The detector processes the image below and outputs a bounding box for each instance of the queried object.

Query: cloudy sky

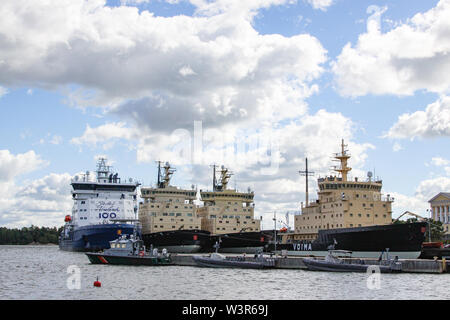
[1,0,449,229]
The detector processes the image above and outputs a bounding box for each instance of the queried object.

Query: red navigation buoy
[93,277,101,288]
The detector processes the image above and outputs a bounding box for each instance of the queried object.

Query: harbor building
[196,165,261,235]
[139,162,202,234]
[428,192,450,240]
[293,140,393,240]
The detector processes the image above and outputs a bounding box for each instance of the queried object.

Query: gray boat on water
[192,239,275,269]
[193,252,275,269]
[302,250,402,273]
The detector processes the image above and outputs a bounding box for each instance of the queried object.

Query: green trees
[425,219,446,242]
[0,225,63,245]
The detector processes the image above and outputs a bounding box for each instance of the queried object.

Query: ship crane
[394,211,426,223]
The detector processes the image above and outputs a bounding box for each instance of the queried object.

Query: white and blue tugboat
[59,158,140,252]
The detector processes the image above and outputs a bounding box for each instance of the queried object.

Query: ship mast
[210,164,218,191]
[299,158,314,206]
[162,162,175,188]
[156,161,162,188]
[219,166,233,190]
[333,139,352,182]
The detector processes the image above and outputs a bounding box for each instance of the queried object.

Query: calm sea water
[0,245,449,300]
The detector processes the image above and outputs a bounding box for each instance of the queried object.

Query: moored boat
[271,222,427,259]
[139,162,208,253]
[302,250,402,273]
[192,240,275,269]
[192,253,275,269]
[271,140,426,259]
[59,158,140,252]
[86,234,173,266]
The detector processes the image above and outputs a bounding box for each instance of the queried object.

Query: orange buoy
[93,277,101,288]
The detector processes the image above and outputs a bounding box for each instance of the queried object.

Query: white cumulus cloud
[306,0,333,11]
[0,150,47,182]
[385,96,450,139]
[332,0,450,97]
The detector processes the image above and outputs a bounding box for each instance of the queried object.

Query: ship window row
[349,213,387,218]
[150,212,195,217]
[320,183,381,191]
[217,215,253,219]
[216,227,254,231]
[158,218,196,222]
[201,193,253,200]
[143,190,196,197]
[153,225,199,229]
[304,213,343,220]
[218,220,256,224]
[298,224,344,229]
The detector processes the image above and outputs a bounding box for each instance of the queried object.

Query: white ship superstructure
[71,158,139,226]
[59,158,141,251]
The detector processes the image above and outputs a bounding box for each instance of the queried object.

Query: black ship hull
[141,229,213,253]
[419,248,450,259]
[211,231,273,254]
[269,222,427,259]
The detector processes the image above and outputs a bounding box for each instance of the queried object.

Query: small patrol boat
[192,239,275,269]
[302,250,402,273]
[85,233,173,266]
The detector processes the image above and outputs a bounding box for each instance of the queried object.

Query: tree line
[0,225,63,245]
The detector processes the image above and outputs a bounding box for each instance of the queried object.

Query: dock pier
[171,254,449,274]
